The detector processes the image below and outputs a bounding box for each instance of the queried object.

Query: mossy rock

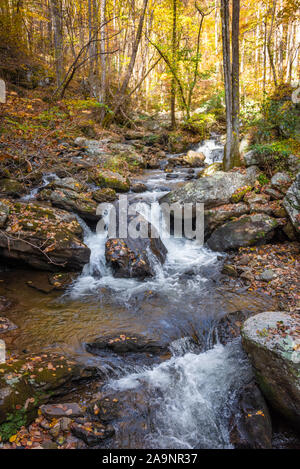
[0,353,99,441]
[0,179,25,197]
[90,170,130,192]
[230,186,253,203]
[92,188,117,203]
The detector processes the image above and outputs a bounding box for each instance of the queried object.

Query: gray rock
[271,172,291,193]
[204,202,249,238]
[0,200,90,271]
[160,171,252,210]
[0,201,10,228]
[207,214,279,252]
[283,172,300,236]
[245,166,261,184]
[241,311,300,427]
[198,162,223,178]
[38,187,99,221]
[260,269,276,282]
[244,150,259,167]
[287,155,300,174]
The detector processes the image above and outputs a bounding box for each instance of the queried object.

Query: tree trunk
[50,0,64,88]
[230,0,241,168]
[171,0,177,129]
[99,0,107,121]
[221,0,232,171]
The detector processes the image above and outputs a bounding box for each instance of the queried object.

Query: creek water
[0,136,277,448]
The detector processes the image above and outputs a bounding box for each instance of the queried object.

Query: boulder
[38,187,99,221]
[92,188,117,203]
[131,183,147,193]
[90,169,130,192]
[271,172,292,194]
[160,171,252,210]
[105,213,167,279]
[86,334,167,356]
[0,178,25,197]
[241,311,300,427]
[182,150,205,168]
[207,214,280,251]
[243,150,259,167]
[287,155,300,174]
[204,202,249,238]
[0,353,99,441]
[230,381,272,449]
[0,200,90,271]
[283,172,300,236]
[197,163,223,178]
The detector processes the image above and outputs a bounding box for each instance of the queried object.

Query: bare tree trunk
[231,0,241,168]
[50,0,64,88]
[267,0,278,87]
[171,0,177,129]
[99,0,107,120]
[221,0,232,171]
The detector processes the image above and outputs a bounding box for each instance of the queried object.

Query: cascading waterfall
[107,339,253,449]
[67,137,255,449]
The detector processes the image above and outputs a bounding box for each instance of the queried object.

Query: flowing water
[0,137,277,448]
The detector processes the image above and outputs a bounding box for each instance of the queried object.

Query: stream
[0,136,277,448]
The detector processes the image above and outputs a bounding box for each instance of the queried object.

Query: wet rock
[241,311,300,428]
[160,171,253,210]
[182,151,205,168]
[70,421,114,446]
[0,200,90,271]
[0,296,13,313]
[230,381,272,449]
[52,177,87,193]
[283,172,300,237]
[0,316,17,334]
[0,178,25,197]
[40,403,84,420]
[213,310,254,345]
[0,353,100,441]
[260,269,276,282]
[221,264,239,278]
[86,334,167,355]
[271,172,291,194]
[38,187,99,221]
[105,213,167,279]
[166,173,179,179]
[131,183,147,193]
[48,272,77,290]
[90,169,130,192]
[207,214,280,252]
[147,157,160,169]
[92,188,117,203]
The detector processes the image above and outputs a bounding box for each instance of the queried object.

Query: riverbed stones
[0,199,90,271]
[0,178,25,197]
[0,316,17,334]
[182,150,205,168]
[230,381,272,449]
[0,353,100,441]
[90,169,130,192]
[207,214,280,251]
[160,171,253,209]
[40,403,85,420]
[86,334,167,355]
[283,172,300,236]
[38,187,99,221]
[260,269,276,282]
[241,311,300,427]
[105,214,167,279]
[204,203,250,238]
[70,420,114,446]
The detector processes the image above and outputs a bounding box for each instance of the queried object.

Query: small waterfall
[108,339,253,449]
[21,172,60,201]
[194,138,224,165]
